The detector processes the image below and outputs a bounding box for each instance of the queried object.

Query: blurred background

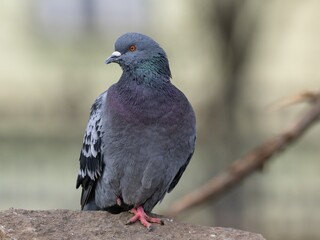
[1,0,320,239]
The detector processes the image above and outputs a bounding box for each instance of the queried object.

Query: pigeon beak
[105,51,122,64]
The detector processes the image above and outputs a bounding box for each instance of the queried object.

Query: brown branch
[166,92,320,218]
[268,90,320,110]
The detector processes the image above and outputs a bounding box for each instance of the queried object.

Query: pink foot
[126,206,164,230]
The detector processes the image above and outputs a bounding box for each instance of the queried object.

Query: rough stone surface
[0,209,265,240]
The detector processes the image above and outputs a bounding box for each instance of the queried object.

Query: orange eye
[129,45,137,52]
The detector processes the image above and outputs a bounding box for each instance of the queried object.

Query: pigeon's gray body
[76,33,196,214]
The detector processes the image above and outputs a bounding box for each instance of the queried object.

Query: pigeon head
[105,32,172,79]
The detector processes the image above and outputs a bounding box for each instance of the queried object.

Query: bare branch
[268,90,320,110]
[166,92,320,217]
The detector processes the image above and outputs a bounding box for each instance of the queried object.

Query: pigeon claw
[116,197,122,206]
[126,206,164,230]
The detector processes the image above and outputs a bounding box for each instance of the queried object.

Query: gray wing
[76,91,107,210]
[167,134,196,193]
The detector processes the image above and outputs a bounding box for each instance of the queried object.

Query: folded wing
[76,91,107,210]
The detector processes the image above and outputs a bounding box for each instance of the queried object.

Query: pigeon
[76,32,196,230]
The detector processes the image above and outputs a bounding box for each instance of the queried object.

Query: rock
[0,209,265,240]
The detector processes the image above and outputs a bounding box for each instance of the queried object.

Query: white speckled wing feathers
[76,91,107,209]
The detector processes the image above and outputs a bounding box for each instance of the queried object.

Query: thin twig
[166,92,320,217]
[268,90,320,110]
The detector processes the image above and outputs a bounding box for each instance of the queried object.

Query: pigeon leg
[126,206,164,230]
